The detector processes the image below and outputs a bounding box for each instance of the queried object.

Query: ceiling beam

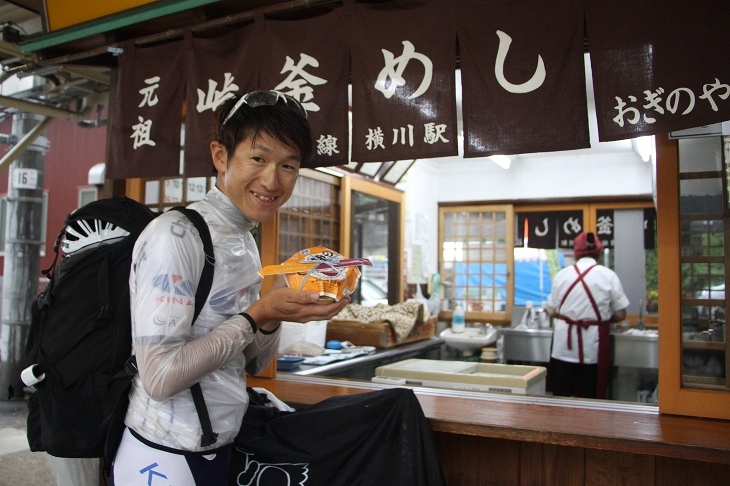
[0,94,92,120]
[1,39,110,84]
[19,0,223,53]
[18,0,341,68]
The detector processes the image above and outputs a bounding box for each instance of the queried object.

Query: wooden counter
[248,375,730,485]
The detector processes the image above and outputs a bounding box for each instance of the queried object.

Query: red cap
[573,232,603,259]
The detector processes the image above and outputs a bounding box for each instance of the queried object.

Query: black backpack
[20,196,217,461]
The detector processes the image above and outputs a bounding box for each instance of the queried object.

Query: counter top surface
[248,374,730,465]
[283,337,445,375]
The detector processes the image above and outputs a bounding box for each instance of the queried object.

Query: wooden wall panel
[656,456,730,486]
[432,436,730,486]
[585,450,654,486]
[433,432,519,485]
[520,442,584,486]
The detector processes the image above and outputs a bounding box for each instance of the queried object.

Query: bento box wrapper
[259,246,371,302]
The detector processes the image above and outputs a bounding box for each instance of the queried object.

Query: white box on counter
[278,320,328,353]
[373,359,547,395]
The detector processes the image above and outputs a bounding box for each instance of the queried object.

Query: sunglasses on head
[222,90,308,125]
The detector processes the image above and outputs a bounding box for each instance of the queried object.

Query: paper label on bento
[258,257,372,277]
[258,246,371,302]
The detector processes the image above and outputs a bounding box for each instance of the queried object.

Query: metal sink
[502,327,659,370]
[611,329,658,369]
[501,328,553,364]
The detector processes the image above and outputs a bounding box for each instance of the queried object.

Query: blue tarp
[452,256,564,307]
[514,260,553,305]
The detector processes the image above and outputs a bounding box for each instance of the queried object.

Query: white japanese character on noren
[196,73,239,113]
[612,95,641,127]
[275,53,327,112]
[424,122,449,144]
[699,78,730,112]
[563,217,582,236]
[596,215,613,236]
[666,87,695,115]
[494,30,545,94]
[642,88,665,123]
[366,127,386,151]
[130,116,156,149]
[317,135,339,156]
[375,40,432,99]
[393,125,414,146]
[534,218,549,237]
[138,76,160,108]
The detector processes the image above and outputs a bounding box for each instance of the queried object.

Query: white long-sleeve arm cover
[136,314,256,400]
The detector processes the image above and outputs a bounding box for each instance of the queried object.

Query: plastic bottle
[520,301,535,328]
[427,273,441,317]
[539,301,551,329]
[451,304,465,333]
[409,283,430,318]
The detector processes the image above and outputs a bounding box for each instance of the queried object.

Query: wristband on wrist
[260,321,281,335]
[239,312,257,334]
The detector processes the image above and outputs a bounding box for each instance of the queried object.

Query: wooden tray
[326,317,436,348]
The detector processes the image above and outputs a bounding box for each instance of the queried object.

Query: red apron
[555,264,612,399]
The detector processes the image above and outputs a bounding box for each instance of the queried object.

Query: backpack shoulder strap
[169,206,218,447]
[170,206,214,322]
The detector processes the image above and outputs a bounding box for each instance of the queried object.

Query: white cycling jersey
[124,187,280,451]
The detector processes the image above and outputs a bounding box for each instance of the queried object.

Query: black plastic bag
[231,387,445,486]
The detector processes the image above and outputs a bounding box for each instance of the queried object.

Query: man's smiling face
[211,131,300,223]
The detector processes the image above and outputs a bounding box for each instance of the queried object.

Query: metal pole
[0,95,90,121]
[0,116,53,173]
[0,113,49,399]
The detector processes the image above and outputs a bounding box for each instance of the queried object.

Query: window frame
[341,175,404,306]
[438,204,515,323]
[657,134,730,420]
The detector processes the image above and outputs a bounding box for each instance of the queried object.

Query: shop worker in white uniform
[547,232,629,399]
[110,91,351,485]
